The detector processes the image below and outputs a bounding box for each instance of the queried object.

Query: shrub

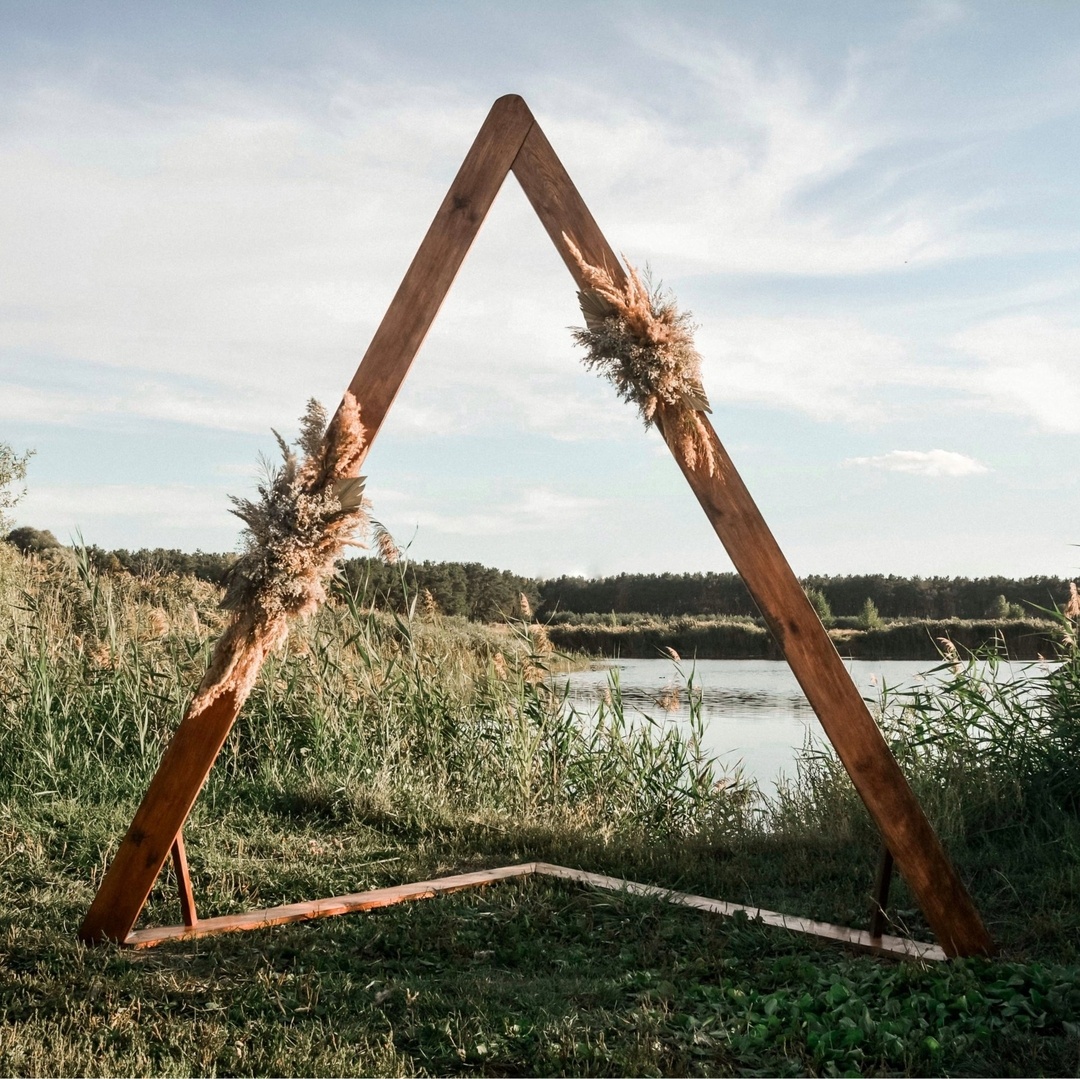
[5,525,61,554]
[858,597,884,630]
[806,586,835,627]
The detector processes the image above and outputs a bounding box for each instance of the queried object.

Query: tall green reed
[0,545,738,842]
[771,628,1080,845]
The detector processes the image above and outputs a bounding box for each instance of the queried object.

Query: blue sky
[2,1,1078,579]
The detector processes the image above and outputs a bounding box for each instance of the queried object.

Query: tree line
[4,527,1074,622]
[539,571,1073,621]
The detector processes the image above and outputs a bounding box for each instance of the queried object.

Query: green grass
[2,542,1080,1076]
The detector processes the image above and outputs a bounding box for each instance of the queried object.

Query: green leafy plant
[0,440,33,531]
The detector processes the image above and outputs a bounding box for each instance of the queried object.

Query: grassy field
[2,542,1080,1076]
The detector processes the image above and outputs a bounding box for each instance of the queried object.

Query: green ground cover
[1,543,1079,1076]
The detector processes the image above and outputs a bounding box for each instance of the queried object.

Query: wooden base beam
[123,862,945,962]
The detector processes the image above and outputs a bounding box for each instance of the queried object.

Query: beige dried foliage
[88,641,113,670]
[148,607,170,638]
[937,636,963,673]
[566,236,717,476]
[657,684,681,713]
[1061,582,1080,647]
[371,520,401,565]
[1065,581,1080,620]
[190,393,370,714]
[529,622,553,657]
[420,588,440,622]
[522,663,546,685]
[492,651,508,680]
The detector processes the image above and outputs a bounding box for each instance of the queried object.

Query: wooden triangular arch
[79,95,993,958]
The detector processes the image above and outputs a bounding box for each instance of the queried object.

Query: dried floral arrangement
[566,236,717,476]
[190,392,372,713]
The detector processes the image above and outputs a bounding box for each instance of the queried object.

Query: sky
[1,0,1078,580]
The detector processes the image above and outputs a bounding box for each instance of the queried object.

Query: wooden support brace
[869,845,895,940]
[510,112,992,958]
[171,832,197,928]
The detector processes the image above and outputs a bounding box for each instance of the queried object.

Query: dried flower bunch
[566,236,718,476]
[191,392,370,712]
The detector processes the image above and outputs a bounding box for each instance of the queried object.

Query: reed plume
[1065,582,1080,620]
[565,236,717,476]
[191,393,370,713]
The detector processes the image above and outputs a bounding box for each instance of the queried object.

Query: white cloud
[0,40,1043,450]
[948,315,1080,433]
[844,449,989,477]
[17,482,237,539]
[2,22,1077,474]
[0,76,485,388]
[0,378,293,433]
[557,26,1012,278]
[384,486,605,539]
[697,316,909,423]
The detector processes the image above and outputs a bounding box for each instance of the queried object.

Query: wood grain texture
[532,864,947,962]
[127,861,944,961]
[870,846,895,940]
[81,96,990,958]
[171,832,197,928]
[126,864,539,948]
[347,94,535,459]
[512,123,617,284]
[79,687,243,942]
[510,126,992,958]
[666,420,992,956]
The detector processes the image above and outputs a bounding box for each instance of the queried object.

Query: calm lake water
[556,657,999,798]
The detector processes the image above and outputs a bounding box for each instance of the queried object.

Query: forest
[4,529,1073,623]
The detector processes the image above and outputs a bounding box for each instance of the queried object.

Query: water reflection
[556,658,941,798]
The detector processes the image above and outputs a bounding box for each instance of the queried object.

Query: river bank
[548,616,1061,660]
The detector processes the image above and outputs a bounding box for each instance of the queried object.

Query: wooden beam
[126,864,538,948]
[347,93,535,459]
[80,95,991,958]
[533,864,946,962]
[125,861,945,962]
[511,125,992,958]
[869,846,895,940]
[669,422,991,956]
[79,687,243,942]
[171,832,197,928]
[79,96,535,945]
